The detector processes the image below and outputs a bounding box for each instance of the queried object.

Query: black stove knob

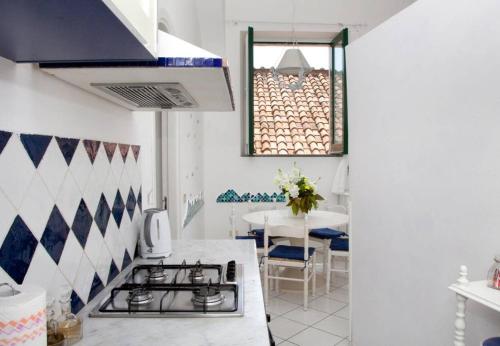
[226,261,236,281]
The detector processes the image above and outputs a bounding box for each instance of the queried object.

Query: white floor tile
[288,327,343,346]
[309,296,346,314]
[335,338,350,346]
[313,315,349,338]
[334,305,349,320]
[282,307,329,326]
[278,291,309,305]
[325,287,349,303]
[273,336,284,344]
[266,297,299,315]
[268,316,308,340]
[278,341,298,346]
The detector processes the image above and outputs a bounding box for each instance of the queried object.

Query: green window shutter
[247,26,254,155]
[330,28,349,155]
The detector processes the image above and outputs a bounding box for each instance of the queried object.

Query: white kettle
[139,209,172,259]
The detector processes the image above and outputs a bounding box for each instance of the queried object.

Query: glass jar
[58,286,82,345]
[487,255,500,290]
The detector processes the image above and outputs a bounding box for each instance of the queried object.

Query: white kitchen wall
[347,0,500,344]
[200,0,417,239]
[0,57,156,312]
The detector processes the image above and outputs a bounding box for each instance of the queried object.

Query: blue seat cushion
[235,235,273,248]
[484,337,500,346]
[330,237,349,251]
[309,228,345,239]
[251,229,264,237]
[269,245,315,261]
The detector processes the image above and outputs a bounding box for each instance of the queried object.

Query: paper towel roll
[0,284,47,346]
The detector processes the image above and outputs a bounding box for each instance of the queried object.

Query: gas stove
[89,260,244,318]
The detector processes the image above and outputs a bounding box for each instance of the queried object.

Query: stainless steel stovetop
[90,260,244,318]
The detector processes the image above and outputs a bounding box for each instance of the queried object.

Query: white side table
[449,265,500,346]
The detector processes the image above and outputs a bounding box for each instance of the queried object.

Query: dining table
[241,208,349,293]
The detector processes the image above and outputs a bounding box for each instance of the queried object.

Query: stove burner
[192,286,225,306]
[189,260,205,283]
[148,266,167,282]
[128,288,154,305]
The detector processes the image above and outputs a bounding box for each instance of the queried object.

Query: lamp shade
[276,48,312,76]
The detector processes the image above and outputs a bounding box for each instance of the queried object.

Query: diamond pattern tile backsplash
[0,130,142,314]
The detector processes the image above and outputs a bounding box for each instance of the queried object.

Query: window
[244,28,348,156]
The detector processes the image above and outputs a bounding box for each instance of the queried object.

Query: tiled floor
[266,274,350,346]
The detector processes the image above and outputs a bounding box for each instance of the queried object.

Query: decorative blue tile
[131,145,140,162]
[0,130,12,155]
[126,187,136,220]
[0,216,38,284]
[112,190,125,227]
[137,187,142,213]
[72,199,93,248]
[55,137,80,166]
[94,194,110,236]
[70,290,85,314]
[41,206,70,264]
[121,250,132,270]
[118,144,130,162]
[107,260,119,285]
[103,142,117,163]
[20,133,52,168]
[216,189,287,203]
[88,272,104,303]
[83,139,100,164]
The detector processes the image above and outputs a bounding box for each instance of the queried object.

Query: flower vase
[289,209,307,218]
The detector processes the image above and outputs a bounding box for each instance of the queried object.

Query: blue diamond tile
[20,133,52,168]
[107,260,119,285]
[70,290,85,314]
[118,144,130,162]
[103,142,117,163]
[83,139,100,164]
[55,137,80,166]
[41,206,70,264]
[94,194,111,237]
[0,216,38,284]
[0,130,12,155]
[137,187,142,213]
[88,272,104,303]
[121,250,132,270]
[126,187,136,220]
[131,145,140,161]
[112,190,125,227]
[72,199,93,248]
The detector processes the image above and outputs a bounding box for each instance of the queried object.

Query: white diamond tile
[58,232,83,285]
[96,244,112,284]
[104,219,125,267]
[48,268,70,301]
[103,170,118,207]
[313,315,349,338]
[118,167,131,200]
[93,145,110,181]
[288,327,343,346]
[119,214,137,256]
[124,154,141,193]
[282,307,330,326]
[37,139,67,199]
[0,134,35,208]
[56,172,81,226]
[23,246,57,290]
[110,150,124,184]
[73,254,95,304]
[0,189,16,245]
[84,168,106,215]
[84,223,104,269]
[268,316,307,340]
[19,173,54,240]
[309,296,346,314]
[0,266,15,285]
[69,142,92,194]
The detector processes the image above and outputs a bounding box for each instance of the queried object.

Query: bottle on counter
[487,255,500,290]
[58,286,83,345]
[47,296,65,346]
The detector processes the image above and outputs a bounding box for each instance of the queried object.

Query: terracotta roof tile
[253,68,339,155]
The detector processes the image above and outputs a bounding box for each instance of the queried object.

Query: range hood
[40,31,234,111]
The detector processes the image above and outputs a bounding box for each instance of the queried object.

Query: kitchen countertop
[77,240,269,346]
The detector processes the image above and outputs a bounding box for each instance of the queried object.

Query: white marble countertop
[77,240,269,346]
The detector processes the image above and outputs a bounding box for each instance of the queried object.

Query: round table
[242,209,348,229]
[242,209,349,293]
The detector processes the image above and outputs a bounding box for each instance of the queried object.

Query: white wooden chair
[263,215,317,310]
[325,205,350,292]
[309,204,348,273]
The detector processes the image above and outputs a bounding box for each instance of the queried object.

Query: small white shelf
[449,280,500,313]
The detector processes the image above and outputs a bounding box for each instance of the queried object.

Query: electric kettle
[139,209,172,259]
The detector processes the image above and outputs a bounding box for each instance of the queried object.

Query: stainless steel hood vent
[91,82,197,109]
